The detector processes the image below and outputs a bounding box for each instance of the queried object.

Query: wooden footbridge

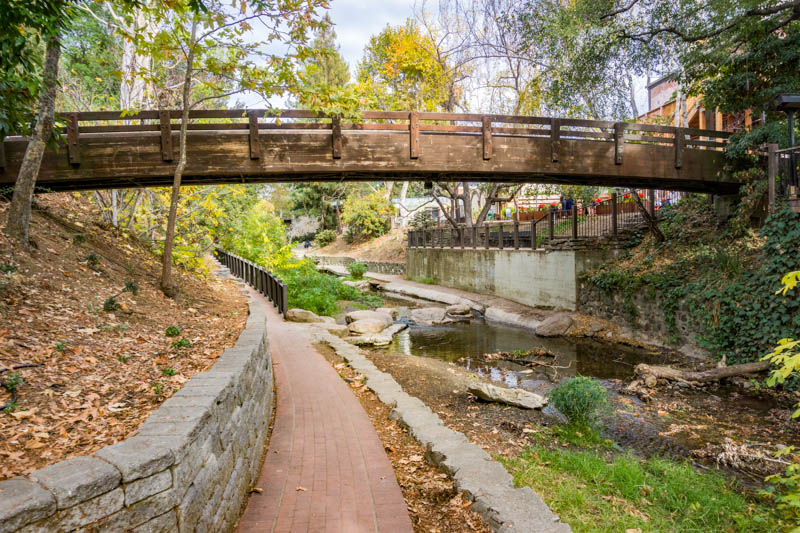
[0,109,737,193]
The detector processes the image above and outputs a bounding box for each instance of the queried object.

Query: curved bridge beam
[0,109,737,194]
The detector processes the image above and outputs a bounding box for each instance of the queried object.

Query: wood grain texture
[1,127,737,193]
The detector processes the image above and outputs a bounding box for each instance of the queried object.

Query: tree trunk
[160,18,197,298]
[634,361,771,386]
[5,36,61,245]
[630,189,665,242]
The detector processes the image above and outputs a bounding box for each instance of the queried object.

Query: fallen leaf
[296,486,307,492]
[11,408,38,420]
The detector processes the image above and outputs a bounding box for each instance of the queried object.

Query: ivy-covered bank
[580,194,800,368]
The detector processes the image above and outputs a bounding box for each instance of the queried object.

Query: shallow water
[379,315,797,476]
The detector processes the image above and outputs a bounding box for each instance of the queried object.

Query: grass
[405,276,436,285]
[500,427,777,532]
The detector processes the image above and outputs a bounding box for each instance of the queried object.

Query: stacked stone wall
[312,255,405,275]
[0,286,273,533]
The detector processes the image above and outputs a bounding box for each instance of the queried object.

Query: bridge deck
[0,109,737,193]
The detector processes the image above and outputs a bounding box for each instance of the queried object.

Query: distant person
[303,240,311,249]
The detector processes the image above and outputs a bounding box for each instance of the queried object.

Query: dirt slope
[0,193,247,480]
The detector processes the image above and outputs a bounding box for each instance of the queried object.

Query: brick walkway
[236,298,413,533]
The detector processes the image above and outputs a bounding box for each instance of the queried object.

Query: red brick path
[236,299,413,533]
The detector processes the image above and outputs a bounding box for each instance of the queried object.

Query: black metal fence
[408,192,667,250]
[215,249,288,316]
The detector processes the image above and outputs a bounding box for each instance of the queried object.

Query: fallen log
[633,360,771,386]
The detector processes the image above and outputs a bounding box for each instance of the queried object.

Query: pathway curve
[236,299,413,533]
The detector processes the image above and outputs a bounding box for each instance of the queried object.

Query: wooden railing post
[674,127,684,168]
[484,225,490,249]
[409,111,419,159]
[159,110,173,162]
[548,208,555,241]
[613,122,624,165]
[530,220,537,249]
[472,226,477,249]
[67,113,81,166]
[768,143,778,214]
[482,116,492,160]
[331,115,342,159]
[611,193,618,237]
[460,227,465,249]
[550,117,561,162]
[513,220,519,249]
[281,283,288,316]
[248,111,261,160]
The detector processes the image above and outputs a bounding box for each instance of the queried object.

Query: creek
[344,294,799,483]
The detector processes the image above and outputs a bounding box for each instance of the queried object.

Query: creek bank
[286,307,408,347]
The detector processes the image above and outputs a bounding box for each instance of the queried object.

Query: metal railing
[768,143,800,213]
[408,192,668,250]
[215,249,288,316]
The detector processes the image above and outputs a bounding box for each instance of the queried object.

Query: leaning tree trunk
[160,19,197,298]
[5,36,61,245]
[634,361,771,386]
[630,188,665,242]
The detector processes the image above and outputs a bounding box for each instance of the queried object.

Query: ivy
[583,202,800,373]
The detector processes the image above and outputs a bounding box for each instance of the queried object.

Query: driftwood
[633,360,771,386]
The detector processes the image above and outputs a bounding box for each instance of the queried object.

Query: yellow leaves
[778,271,800,295]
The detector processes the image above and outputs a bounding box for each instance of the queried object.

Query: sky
[326,0,417,77]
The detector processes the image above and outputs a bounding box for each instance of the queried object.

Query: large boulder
[315,323,349,338]
[343,280,371,290]
[467,382,547,410]
[446,303,472,317]
[348,318,388,335]
[286,308,324,323]
[376,307,399,319]
[345,310,392,326]
[345,323,407,346]
[409,307,451,326]
[535,313,574,337]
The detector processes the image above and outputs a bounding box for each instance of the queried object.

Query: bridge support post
[548,208,555,241]
[571,206,578,239]
[472,226,477,249]
[485,226,490,249]
[513,220,519,249]
[648,189,655,218]
[768,143,778,213]
[498,223,504,249]
[67,113,81,166]
[460,227,465,249]
[530,220,537,249]
[611,193,618,237]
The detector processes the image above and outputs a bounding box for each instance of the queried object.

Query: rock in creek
[534,313,574,337]
[446,303,472,317]
[410,307,454,326]
[314,322,349,338]
[343,280,371,290]
[285,308,324,323]
[345,310,393,326]
[375,307,399,319]
[467,381,548,410]
[348,318,388,335]
[345,323,407,346]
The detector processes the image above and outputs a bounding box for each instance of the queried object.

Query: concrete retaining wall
[406,248,615,310]
[313,255,405,275]
[0,284,273,533]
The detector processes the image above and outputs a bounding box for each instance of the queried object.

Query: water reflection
[387,319,674,391]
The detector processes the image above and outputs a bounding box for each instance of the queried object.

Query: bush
[347,262,367,280]
[341,192,393,243]
[548,376,608,425]
[409,210,435,229]
[279,259,361,316]
[315,229,337,247]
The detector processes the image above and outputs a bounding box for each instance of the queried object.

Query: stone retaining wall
[0,280,273,533]
[312,255,405,275]
[577,282,710,359]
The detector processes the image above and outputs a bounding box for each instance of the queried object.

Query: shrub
[341,192,393,242]
[103,297,120,312]
[315,229,337,247]
[280,260,360,316]
[409,210,435,229]
[165,325,181,337]
[548,376,608,425]
[347,262,367,280]
[162,366,176,376]
[172,337,191,349]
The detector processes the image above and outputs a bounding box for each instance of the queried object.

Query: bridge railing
[767,143,800,213]
[407,192,675,250]
[28,109,730,169]
[214,249,288,316]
